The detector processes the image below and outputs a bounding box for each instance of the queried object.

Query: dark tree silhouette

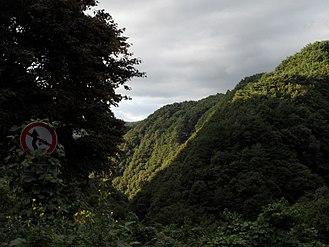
[0,0,144,178]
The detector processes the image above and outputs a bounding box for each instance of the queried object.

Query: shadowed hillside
[115,41,329,225]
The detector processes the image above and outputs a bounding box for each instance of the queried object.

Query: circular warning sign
[20,122,58,154]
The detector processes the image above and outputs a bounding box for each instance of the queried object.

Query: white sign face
[20,122,57,154]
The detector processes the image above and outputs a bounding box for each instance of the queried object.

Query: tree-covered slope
[113,94,223,198]
[116,41,329,225]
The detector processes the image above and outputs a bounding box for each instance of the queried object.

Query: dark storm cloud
[99,0,329,121]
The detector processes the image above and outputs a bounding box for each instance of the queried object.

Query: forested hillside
[2,0,329,244]
[115,41,329,232]
[113,94,223,198]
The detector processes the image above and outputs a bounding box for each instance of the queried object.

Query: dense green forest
[113,94,222,199]
[1,0,329,245]
[113,41,329,244]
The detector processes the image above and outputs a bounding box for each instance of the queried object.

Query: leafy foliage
[2,7,329,244]
[4,121,66,217]
[206,199,327,247]
[2,196,328,246]
[0,0,143,178]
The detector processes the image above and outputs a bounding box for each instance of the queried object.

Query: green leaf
[9,238,26,247]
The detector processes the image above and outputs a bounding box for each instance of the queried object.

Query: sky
[96,0,329,122]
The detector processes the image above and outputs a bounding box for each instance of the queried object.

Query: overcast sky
[96,0,329,122]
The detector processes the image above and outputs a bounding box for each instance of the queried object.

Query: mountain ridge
[114,41,329,225]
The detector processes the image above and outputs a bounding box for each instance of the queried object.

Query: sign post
[20,122,58,154]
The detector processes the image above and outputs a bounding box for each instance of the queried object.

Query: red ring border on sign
[20,122,58,154]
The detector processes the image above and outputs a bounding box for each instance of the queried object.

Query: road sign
[20,122,58,154]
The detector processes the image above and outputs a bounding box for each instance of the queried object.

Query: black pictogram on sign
[20,122,57,154]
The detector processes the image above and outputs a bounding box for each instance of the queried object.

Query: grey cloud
[98,0,329,121]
